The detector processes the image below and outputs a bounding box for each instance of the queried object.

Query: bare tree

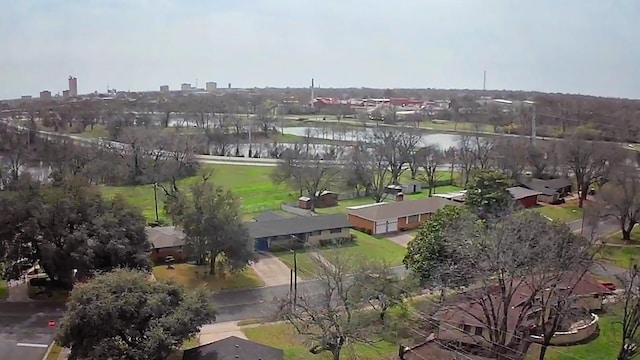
[470,132,495,171]
[277,252,400,360]
[372,129,420,184]
[618,265,640,360]
[349,142,392,203]
[414,145,443,196]
[562,134,621,207]
[271,147,340,211]
[433,210,595,359]
[456,135,475,186]
[600,164,640,241]
[493,138,527,179]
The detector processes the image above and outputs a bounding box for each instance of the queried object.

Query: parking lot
[0,312,61,360]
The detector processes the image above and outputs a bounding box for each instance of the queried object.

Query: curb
[41,342,54,360]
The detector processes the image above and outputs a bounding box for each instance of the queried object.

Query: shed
[298,196,311,210]
[402,182,422,195]
[315,190,339,208]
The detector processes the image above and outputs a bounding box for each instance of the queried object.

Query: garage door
[375,220,398,234]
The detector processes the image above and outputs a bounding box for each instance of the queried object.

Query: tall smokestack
[311,78,315,104]
[483,70,487,91]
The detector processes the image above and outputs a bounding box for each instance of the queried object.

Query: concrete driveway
[198,321,247,345]
[387,233,415,248]
[251,253,300,286]
[0,312,60,360]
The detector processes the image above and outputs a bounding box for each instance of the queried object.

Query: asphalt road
[0,312,61,360]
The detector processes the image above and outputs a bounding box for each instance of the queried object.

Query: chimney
[395,193,404,202]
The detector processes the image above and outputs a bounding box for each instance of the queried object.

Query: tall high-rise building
[40,90,52,100]
[160,85,170,92]
[68,76,78,96]
[206,82,217,91]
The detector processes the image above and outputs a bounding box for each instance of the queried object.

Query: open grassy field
[527,307,622,360]
[419,120,495,134]
[152,263,264,291]
[316,185,464,215]
[244,323,397,360]
[275,250,323,280]
[533,204,583,222]
[101,164,295,222]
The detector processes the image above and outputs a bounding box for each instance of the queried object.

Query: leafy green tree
[56,269,216,360]
[403,205,471,286]
[464,169,513,217]
[0,178,150,287]
[169,178,254,275]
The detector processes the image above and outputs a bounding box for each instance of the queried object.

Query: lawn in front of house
[0,280,7,300]
[533,204,583,222]
[244,323,397,360]
[275,250,324,280]
[152,263,264,291]
[598,246,640,268]
[605,227,640,245]
[527,307,622,360]
[101,164,295,223]
[319,230,407,266]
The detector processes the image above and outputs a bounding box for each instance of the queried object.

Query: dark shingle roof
[253,211,288,222]
[507,186,542,200]
[245,214,351,239]
[145,226,185,249]
[182,336,284,360]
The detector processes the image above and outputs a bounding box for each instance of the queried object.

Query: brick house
[146,226,186,263]
[347,197,459,235]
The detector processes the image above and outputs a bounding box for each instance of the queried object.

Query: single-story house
[347,197,460,235]
[507,186,542,208]
[518,177,572,204]
[182,336,284,360]
[245,213,352,251]
[145,226,186,263]
[433,272,608,346]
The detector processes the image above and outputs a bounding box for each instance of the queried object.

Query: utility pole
[153,183,159,223]
[531,106,537,145]
[289,248,298,310]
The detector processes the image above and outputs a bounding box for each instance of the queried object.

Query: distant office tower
[21,95,33,100]
[62,90,70,98]
[228,83,231,89]
[160,85,170,92]
[68,76,78,96]
[206,82,217,91]
[40,90,52,100]
[181,83,191,91]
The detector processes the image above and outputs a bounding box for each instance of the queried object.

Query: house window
[311,230,321,236]
[330,228,343,234]
[474,327,483,336]
[463,324,471,333]
[407,215,419,223]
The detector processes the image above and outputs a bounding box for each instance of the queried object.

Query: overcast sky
[1,0,639,99]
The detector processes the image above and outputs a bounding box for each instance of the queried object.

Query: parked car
[598,280,616,294]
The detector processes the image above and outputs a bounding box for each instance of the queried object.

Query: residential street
[212,218,624,322]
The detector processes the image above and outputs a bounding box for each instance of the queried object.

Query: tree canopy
[56,269,216,360]
[0,177,151,288]
[167,177,254,275]
[464,169,513,217]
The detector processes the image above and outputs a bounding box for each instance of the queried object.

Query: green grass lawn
[0,280,7,300]
[598,246,640,268]
[244,323,397,360]
[419,120,495,133]
[316,185,464,215]
[533,204,583,222]
[276,230,406,278]
[152,263,265,291]
[605,227,640,244]
[101,164,295,222]
[528,307,622,360]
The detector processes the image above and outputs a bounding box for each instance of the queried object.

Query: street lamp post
[153,183,159,223]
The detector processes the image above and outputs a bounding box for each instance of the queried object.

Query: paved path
[387,233,414,248]
[198,321,247,345]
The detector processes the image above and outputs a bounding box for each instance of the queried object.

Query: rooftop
[347,197,459,221]
[244,214,351,239]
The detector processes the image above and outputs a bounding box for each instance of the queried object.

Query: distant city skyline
[1,0,639,99]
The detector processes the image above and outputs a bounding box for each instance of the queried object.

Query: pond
[281,126,460,149]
